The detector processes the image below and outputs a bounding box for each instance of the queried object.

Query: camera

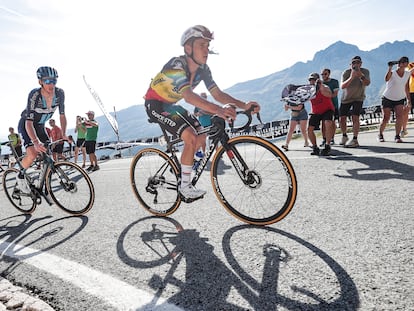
[388,61,399,66]
[352,66,359,71]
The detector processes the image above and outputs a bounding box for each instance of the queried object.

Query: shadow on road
[117,217,359,311]
[0,214,89,276]
[327,145,414,181]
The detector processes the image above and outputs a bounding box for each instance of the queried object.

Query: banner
[83,75,119,137]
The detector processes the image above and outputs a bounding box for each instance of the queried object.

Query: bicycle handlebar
[229,105,264,132]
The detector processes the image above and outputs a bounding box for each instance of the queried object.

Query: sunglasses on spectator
[43,78,57,85]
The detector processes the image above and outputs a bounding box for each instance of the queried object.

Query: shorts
[381,96,405,109]
[85,140,96,154]
[52,143,64,154]
[339,101,363,117]
[18,118,50,148]
[290,109,308,121]
[308,110,334,128]
[76,138,85,148]
[145,99,200,137]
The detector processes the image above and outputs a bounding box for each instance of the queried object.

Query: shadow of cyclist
[120,217,359,311]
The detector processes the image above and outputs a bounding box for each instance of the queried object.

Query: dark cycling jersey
[21,87,65,124]
[18,87,65,146]
[144,56,217,103]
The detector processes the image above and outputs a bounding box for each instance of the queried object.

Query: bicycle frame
[159,116,252,190]
[7,140,57,201]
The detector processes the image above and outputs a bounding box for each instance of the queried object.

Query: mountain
[73,40,414,142]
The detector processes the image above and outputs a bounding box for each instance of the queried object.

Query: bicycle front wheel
[46,162,95,215]
[2,168,37,214]
[130,148,181,216]
[211,136,297,225]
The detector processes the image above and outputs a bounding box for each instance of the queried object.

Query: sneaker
[16,176,31,194]
[319,139,326,147]
[395,135,403,143]
[378,134,385,142]
[86,165,94,172]
[82,164,86,168]
[281,145,289,151]
[320,145,331,156]
[91,165,100,171]
[401,130,408,138]
[340,135,349,145]
[310,146,320,156]
[345,139,359,148]
[330,139,335,145]
[178,184,206,200]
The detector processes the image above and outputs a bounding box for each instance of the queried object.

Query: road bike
[130,107,297,226]
[2,140,95,215]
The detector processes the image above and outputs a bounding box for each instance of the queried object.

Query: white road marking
[0,241,184,311]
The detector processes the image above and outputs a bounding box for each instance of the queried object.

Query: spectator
[339,56,370,148]
[320,68,339,146]
[66,135,74,159]
[378,56,413,143]
[281,98,309,151]
[84,110,99,172]
[48,118,65,161]
[194,92,213,127]
[401,61,414,137]
[74,115,87,168]
[8,127,23,158]
[193,92,213,152]
[307,73,334,156]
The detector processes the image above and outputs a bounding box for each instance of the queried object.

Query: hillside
[74,40,414,142]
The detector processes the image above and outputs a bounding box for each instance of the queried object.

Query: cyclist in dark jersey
[16,66,67,194]
[144,25,260,200]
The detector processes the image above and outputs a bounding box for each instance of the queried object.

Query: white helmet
[181,25,214,46]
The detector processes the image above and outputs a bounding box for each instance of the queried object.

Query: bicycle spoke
[212,136,297,225]
[130,148,181,216]
[47,162,94,215]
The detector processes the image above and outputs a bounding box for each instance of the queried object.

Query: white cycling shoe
[179,184,206,200]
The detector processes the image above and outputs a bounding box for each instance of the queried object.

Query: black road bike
[2,140,95,215]
[130,109,297,226]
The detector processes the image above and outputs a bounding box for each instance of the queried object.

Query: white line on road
[0,241,184,311]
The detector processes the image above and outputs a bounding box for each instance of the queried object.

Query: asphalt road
[1,126,413,311]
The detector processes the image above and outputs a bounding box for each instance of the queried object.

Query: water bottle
[192,150,204,170]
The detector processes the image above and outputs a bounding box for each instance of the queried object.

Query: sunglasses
[308,78,316,81]
[43,78,57,85]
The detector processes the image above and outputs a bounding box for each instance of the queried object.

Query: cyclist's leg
[145,100,205,199]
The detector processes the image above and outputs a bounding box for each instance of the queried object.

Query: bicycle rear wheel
[130,148,181,216]
[46,162,95,215]
[211,136,297,225]
[2,168,37,214]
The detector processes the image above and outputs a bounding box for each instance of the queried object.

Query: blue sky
[0,0,412,140]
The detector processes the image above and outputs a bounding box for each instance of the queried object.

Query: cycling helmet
[181,25,214,46]
[36,66,58,79]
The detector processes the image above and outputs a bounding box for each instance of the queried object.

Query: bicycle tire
[211,136,297,225]
[46,162,95,215]
[2,168,37,214]
[130,148,181,216]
